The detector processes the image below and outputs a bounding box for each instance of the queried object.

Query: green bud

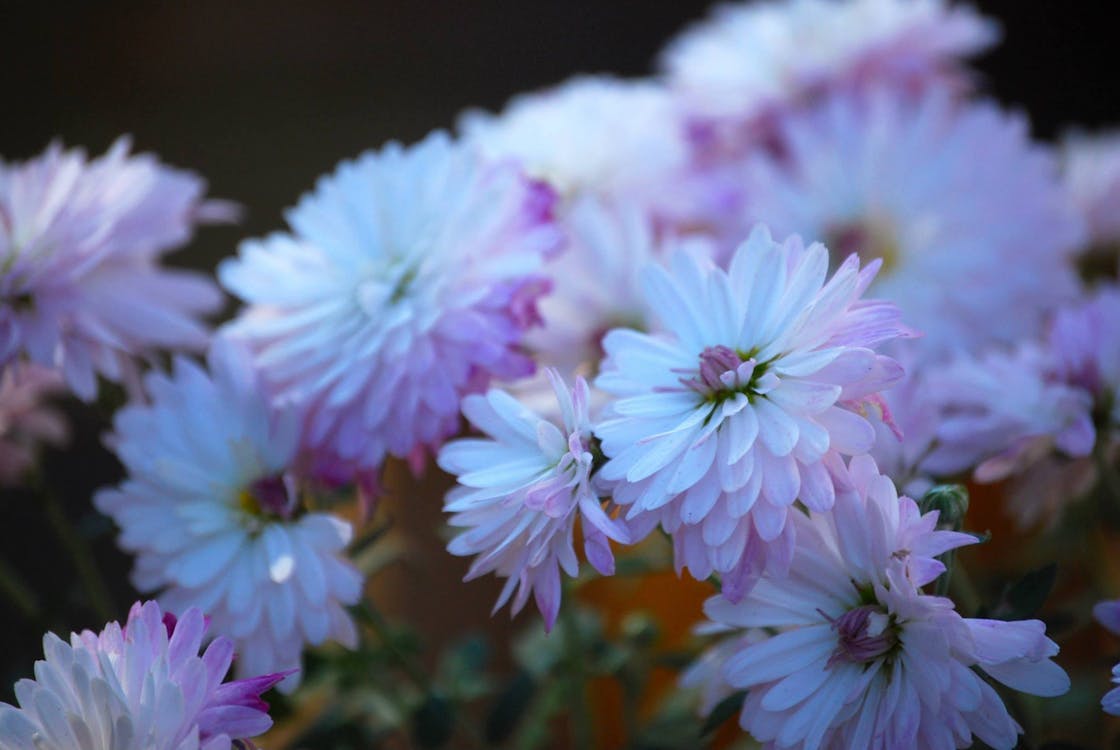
[918,484,970,530]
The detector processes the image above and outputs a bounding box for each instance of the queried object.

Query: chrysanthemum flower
[438,370,628,630]
[1094,601,1120,715]
[661,0,995,153]
[460,76,688,209]
[739,89,1084,356]
[1048,284,1120,424]
[0,362,67,485]
[594,225,910,598]
[699,456,1069,750]
[0,600,285,750]
[219,132,561,477]
[1060,131,1120,252]
[94,340,363,689]
[0,138,227,400]
[526,196,717,379]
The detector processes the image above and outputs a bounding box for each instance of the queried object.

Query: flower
[698,456,1069,750]
[660,0,996,153]
[94,340,363,689]
[1094,602,1120,715]
[526,196,718,379]
[594,225,910,598]
[679,622,763,716]
[0,600,285,750]
[219,131,561,477]
[0,362,67,485]
[738,89,1084,357]
[459,76,688,209]
[1104,665,1120,716]
[1048,283,1120,424]
[1060,130,1120,252]
[437,370,628,630]
[0,138,227,400]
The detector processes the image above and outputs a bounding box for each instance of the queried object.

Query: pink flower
[220,132,562,479]
[0,138,227,400]
[0,601,285,750]
[698,457,1068,750]
[0,362,67,484]
[594,225,911,599]
[438,370,628,630]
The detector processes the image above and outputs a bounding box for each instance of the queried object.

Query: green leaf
[412,693,455,748]
[699,690,747,737]
[485,670,536,744]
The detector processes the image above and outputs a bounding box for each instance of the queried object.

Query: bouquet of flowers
[3,1,1119,748]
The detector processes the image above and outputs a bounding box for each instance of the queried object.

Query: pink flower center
[823,604,898,667]
[826,219,899,274]
[678,345,775,405]
[238,473,299,521]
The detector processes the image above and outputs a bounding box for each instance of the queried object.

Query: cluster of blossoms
[6,0,1120,747]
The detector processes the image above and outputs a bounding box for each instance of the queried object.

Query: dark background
[2,0,1117,706]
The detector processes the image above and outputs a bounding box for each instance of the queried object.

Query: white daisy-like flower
[699,456,1069,750]
[1060,130,1120,250]
[219,131,562,477]
[438,370,628,630]
[459,75,689,208]
[0,601,285,750]
[740,88,1084,357]
[661,0,995,150]
[594,225,910,599]
[94,340,363,690]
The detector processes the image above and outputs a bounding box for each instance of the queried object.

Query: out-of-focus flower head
[0,362,67,485]
[0,138,228,400]
[739,89,1084,358]
[94,339,363,690]
[1048,283,1120,425]
[1060,131,1120,257]
[460,76,689,211]
[697,456,1068,750]
[438,370,628,631]
[594,225,911,600]
[219,132,562,479]
[661,0,996,155]
[1094,602,1120,716]
[0,600,286,750]
[865,357,937,498]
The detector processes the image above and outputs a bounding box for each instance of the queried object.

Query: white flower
[94,340,363,690]
[438,370,628,630]
[594,225,910,598]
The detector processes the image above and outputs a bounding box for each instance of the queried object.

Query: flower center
[237,473,299,523]
[679,345,776,405]
[826,219,899,276]
[823,604,899,668]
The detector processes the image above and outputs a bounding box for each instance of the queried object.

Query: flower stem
[352,601,432,693]
[1095,441,1120,508]
[43,489,116,623]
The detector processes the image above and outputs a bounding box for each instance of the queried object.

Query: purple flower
[738,88,1084,358]
[0,362,67,485]
[438,370,628,630]
[219,132,562,479]
[695,457,1068,750]
[0,601,285,750]
[94,339,363,690]
[594,225,911,599]
[0,138,227,400]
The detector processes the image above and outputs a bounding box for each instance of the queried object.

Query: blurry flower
[1104,665,1120,716]
[865,361,937,498]
[526,197,718,379]
[0,138,227,400]
[661,0,995,153]
[700,456,1068,750]
[740,89,1083,357]
[1060,131,1120,255]
[220,132,561,478]
[438,370,628,630]
[1048,283,1120,425]
[0,600,285,750]
[0,362,67,485]
[94,340,362,689]
[460,76,688,210]
[594,226,910,599]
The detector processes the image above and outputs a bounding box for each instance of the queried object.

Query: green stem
[43,489,116,623]
[1096,441,1120,507]
[0,555,42,622]
[943,553,982,617]
[559,596,593,749]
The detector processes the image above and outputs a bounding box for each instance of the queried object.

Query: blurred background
[2,1,1119,746]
